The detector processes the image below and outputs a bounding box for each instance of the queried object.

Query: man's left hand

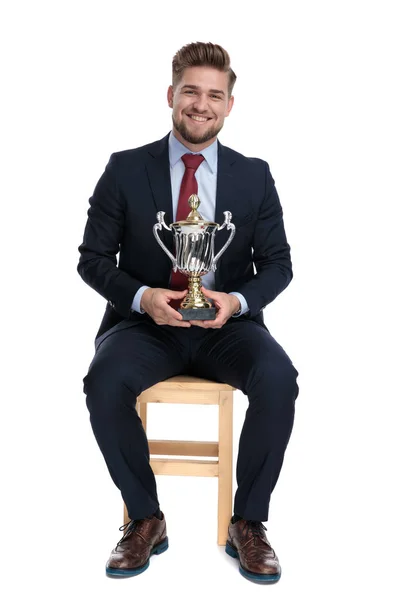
[189,287,240,329]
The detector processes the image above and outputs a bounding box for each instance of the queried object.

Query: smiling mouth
[187,114,211,122]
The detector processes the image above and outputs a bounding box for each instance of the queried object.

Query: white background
[1,0,399,598]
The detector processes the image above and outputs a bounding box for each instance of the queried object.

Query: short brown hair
[172,42,237,97]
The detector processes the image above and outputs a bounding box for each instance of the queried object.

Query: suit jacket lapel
[145,133,174,251]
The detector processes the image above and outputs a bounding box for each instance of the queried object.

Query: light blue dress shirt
[132,132,249,316]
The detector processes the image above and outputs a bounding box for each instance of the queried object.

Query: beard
[172,114,223,145]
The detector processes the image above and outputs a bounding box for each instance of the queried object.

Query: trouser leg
[192,320,299,522]
[83,321,186,520]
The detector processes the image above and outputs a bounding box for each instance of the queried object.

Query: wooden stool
[122,375,236,545]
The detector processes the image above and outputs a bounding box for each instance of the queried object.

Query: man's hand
[189,287,240,329]
[141,288,191,327]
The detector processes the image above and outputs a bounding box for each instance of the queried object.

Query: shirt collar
[168,131,218,174]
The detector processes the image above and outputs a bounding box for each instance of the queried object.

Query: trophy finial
[186,194,204,221]
[189,194,200,210]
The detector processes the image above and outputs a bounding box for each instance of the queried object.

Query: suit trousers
[83,315,299,522]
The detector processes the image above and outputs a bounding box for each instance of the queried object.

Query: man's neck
[172,128,217,153]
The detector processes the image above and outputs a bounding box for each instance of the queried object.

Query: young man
[78,42,299,584]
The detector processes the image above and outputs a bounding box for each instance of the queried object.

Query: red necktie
[170,153,205,291]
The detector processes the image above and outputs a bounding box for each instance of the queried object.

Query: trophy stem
[180,274,212,310]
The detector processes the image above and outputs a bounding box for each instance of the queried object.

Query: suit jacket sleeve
[235,162,293,317]
[77,153,143,318]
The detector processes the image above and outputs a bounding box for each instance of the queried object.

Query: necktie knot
[181,153,205,171]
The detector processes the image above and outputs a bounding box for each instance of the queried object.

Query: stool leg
[218,391,233,545]
[123,502,129,525]
[138,400,148,432]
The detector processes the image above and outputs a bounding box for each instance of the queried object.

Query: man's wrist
[230,295,241,316]
[132,285,151,314]
[140,288,153,313]
[229,292,249,317]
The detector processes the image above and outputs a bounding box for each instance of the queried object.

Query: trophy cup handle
[153,211,178,270]
[212,211,236,270]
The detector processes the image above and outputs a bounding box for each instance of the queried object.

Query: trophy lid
[172,194,217,227]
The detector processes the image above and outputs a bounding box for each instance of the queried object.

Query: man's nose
[192,93,209,112]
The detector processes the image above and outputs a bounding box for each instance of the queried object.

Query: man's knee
[83,355,139,416]
[248,355,299,402]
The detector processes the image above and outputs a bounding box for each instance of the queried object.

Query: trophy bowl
[153,194,235,320]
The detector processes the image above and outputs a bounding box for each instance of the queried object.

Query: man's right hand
[140,288,191,327]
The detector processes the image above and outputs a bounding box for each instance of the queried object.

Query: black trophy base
[178,307,216,321]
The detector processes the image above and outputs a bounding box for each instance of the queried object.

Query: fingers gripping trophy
[153,194,236,320]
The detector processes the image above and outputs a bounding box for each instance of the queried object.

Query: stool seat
[123,375,236,545]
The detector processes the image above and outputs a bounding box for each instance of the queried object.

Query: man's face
[167,66,234,149]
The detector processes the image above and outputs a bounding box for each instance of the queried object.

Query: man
[78,41,299,584]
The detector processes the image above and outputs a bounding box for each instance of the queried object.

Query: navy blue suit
[78,134,299,522]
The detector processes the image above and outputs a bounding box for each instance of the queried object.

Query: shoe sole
[225,540,281,584]
[106,536,169,577]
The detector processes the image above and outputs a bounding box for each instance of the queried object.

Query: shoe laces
[242,520,268,545]
[116,519,139,548]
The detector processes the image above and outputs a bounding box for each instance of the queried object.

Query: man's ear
[167,85,174,108]
[226,95,234,117]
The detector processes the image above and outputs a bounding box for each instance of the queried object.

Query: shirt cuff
[132,285,150,314]
[229,292,249,317]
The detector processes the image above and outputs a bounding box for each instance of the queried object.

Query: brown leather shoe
[106,512,168,577]
[226,519,281,584]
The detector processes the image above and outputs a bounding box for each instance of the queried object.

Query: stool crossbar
[123,375,235,545]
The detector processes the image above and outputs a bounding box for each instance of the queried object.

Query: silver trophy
[153,194,236,320]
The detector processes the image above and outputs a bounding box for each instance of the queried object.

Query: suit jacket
[77,133,293,349]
